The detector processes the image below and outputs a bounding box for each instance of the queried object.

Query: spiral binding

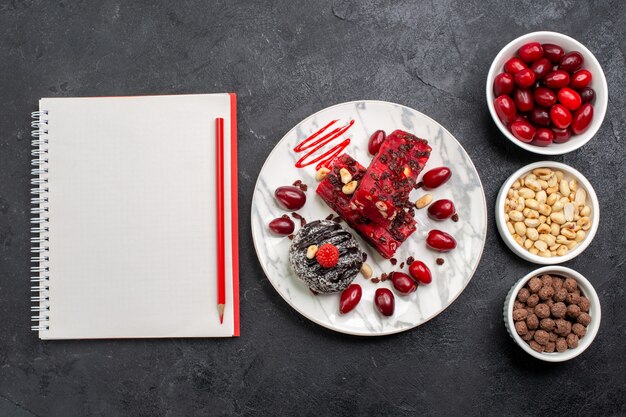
[31,110,50,332]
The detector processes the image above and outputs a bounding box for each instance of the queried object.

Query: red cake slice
[316,153,416,259]
[350,130,431,227]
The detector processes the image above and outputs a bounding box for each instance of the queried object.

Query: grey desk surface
[1,1,625,416]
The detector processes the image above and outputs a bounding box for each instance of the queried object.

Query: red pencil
[216,118,226,324]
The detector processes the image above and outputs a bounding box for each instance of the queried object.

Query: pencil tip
[218,303,225,324]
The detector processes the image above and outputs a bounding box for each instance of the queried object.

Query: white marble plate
[251,101,487,336]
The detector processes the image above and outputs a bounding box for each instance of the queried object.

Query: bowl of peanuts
[496,161,599,264]
[504,265,601,362]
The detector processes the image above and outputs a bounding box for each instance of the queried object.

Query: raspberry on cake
[288,220,364,294]
[316,153,417,259]
[350,130,431,227]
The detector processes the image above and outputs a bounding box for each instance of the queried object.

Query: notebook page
[41,94,234,339]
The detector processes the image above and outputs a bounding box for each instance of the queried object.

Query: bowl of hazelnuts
[504,265,601,362]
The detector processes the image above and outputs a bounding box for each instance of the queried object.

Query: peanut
[360,262,373,279]
[339,168,352,184]
[506,222,515,235]
[342,180,358,195]
[415,194,433,209]
[315,167,330,181]
[526,227,539,241]
[306,245,318,259]
[509,210,524,222]
[519,188,535,199]
[550,212,566,225]
[514,222,527,236]
[535,190,547,204]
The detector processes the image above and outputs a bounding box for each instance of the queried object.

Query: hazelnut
[535,303,550,319]
[513,309,528,321]
[577,312,592,326]
[555,319,571,336]
[566,333,579,349]
[516,288,530,303]
[538,286,554,300]
[529,340,544,352]
[551,302,567,318]
[528,277,542,293]
[577,296,590,312]
[566,304,581,319]
[534,330,550,346]
[548,331,558,342]
[540,274,553,288]
[552,277,564,290]
[526,314,539,330]
[515,321,528,336]
[555,337,568,352]
[514,300,525,310]
[563,277,578,292]
[572,323,587,337]
[566,292,580,305]
[540,318,555,332]
[527,294,539,308]
[545,342,556,353]
[553,288,568,302]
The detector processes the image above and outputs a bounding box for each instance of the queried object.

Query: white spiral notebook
[30,93,240,339]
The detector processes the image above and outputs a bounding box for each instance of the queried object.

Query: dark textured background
[1,1,625,416]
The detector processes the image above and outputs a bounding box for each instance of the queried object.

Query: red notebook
[30,93,239,339]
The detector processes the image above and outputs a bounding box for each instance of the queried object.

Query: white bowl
[504,266,601,362]
[486,31,608,155]
[496,161,599,264]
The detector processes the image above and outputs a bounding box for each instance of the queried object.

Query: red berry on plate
[422,167,452,189]
[374,288,395,316]
[544,70,570,89]
[571,103,594,134]
[558,87,582,111]
[514,68,536,88]
[559,51,584,73]
[339,284,362,314]
[368,130,386,155]
[268,217,295,235]
[518,42,544,63]
[552,127,572,144]
[426,230,457,252]
[504,57,528,75]
[494,95,517,125]
[530,58,552,80]
[550,104,573,129]
[570,69,592,89]
[390,272,417,295]
[275,186,306,210]
[428,199,456,220]
[316,243,339,268]
[542,43,565,63]
[510,120,536,143]
[579,87,595,104]
[532,128,554,147]
[533,87,557,108]
[513,88,534,112]
[493,73,515,96]
[408,260,432,285]
[528,107,551,126]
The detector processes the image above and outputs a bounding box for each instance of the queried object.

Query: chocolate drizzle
[289,220,364,293]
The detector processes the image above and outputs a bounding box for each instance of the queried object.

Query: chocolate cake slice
[289,220,363,294]
[350,130,431,227]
